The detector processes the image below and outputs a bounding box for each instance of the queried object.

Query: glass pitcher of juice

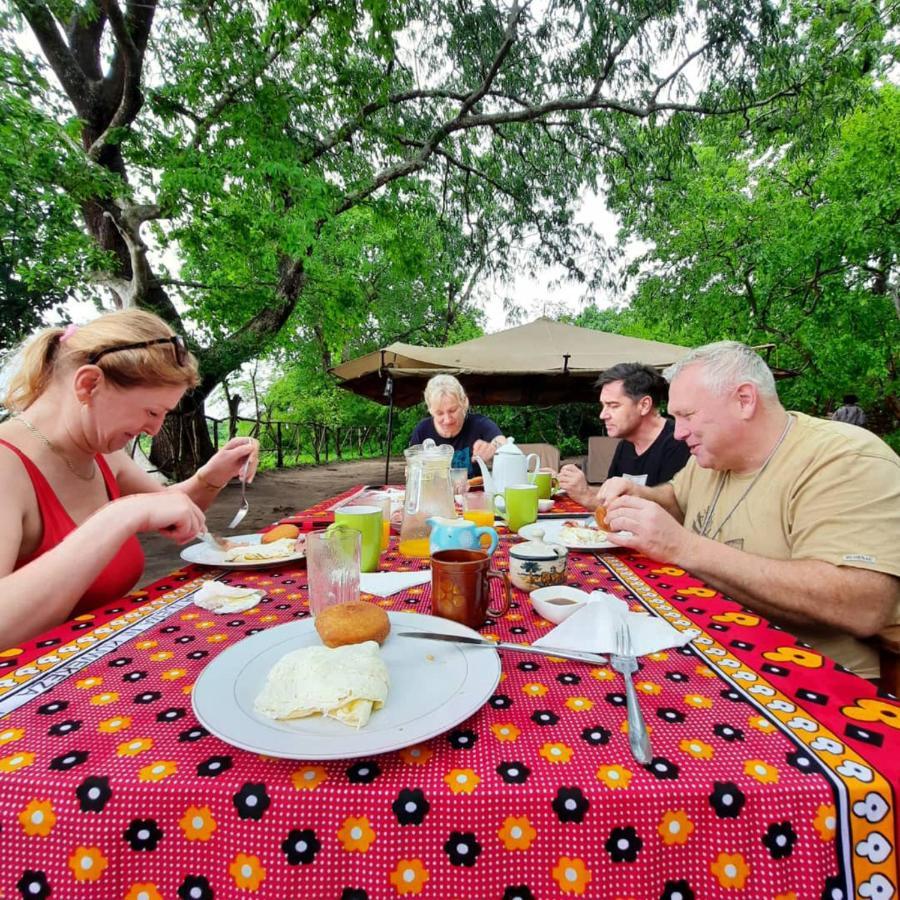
[398,439,455,557]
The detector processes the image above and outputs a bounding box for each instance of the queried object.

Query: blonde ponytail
[4,328,67,411]
[3,310,199,412]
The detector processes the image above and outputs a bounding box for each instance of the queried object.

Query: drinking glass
[450,467,469,509]
[377,495,392,550]
[307,527,361,616]
[462,490,495,528]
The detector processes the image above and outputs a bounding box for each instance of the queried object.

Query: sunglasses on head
[88,335,188,367]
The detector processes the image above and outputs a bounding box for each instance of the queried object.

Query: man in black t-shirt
[558,362,690,510]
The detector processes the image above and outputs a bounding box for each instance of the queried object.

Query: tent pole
[383,374,395,485]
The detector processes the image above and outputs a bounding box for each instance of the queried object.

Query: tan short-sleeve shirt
[671,412,900,677]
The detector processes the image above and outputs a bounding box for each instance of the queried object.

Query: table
[1,485,897,899]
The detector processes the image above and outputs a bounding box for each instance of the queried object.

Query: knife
[397,632,607,665]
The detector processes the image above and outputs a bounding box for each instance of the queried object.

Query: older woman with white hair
[408,374,507,475]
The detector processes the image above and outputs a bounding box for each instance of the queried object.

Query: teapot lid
[509,528,567,561]
[495,437,523,456]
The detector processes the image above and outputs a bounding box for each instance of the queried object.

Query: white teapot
[475,438,540,501]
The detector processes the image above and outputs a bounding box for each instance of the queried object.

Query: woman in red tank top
[0,309,259,646]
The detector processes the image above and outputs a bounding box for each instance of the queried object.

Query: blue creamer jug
[426,516,499,557]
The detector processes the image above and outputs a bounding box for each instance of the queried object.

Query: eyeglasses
[88,335,188,367]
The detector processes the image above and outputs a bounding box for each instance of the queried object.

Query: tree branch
[399,138,521,201]
[86,0,155,160]
[15,1,93,118]
[190,9,322,150]
[97,199,161,306]
[333,1,526,215]
[160,278,278,290]
[310,88,471,160]
[591,10,653,99]
[650,37,723,105]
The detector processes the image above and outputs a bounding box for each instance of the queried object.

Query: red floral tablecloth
[0,488,897,900]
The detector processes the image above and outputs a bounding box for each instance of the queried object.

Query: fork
[227,459,250,530]
[198,530,230,551]
[610,621,653,764]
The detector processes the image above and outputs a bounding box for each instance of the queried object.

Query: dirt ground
[139,456,407,585]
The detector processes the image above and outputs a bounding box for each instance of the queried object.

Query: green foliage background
[1,1,897,465]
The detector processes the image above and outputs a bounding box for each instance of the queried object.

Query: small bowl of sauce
[530,586,593,624]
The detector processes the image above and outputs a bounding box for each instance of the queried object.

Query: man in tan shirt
[599,341,900,679]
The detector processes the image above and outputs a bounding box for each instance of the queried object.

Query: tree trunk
[227,393,242,439]
[149,395,214,482]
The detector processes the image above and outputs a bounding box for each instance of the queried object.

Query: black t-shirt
[608,417,690,486]
[408,413,502,475]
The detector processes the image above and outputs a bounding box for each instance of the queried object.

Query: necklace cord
[12,414,97,482]
[698,415,794,541]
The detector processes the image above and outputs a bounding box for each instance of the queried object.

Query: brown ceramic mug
[430,549,512,629]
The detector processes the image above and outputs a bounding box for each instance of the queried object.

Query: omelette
[193,582,263,614]
[559,522,607,545]
[224,537,297,562]
[254,641,389,729]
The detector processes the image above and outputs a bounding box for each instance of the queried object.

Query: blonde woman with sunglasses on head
[0,309,259,645]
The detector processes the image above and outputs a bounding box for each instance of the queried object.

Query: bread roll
[262,523,301,544]
[315,601,391,648]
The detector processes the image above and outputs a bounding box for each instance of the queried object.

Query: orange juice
[463,509,494,528]
[398,537,431,558]
[381,519,391,550]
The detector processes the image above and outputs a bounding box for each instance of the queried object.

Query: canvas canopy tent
[330,318,700,408]
[331,318,703,481]
[331,318,791,480]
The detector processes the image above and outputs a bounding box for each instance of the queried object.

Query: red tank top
[1,438,145,614]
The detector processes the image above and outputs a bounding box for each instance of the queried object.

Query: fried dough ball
[315,601,391,648]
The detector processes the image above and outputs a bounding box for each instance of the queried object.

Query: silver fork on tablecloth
[610,621,652,764]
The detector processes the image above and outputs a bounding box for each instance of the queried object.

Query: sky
[479,192,629,333]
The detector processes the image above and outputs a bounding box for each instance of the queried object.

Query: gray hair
[663,341,778,398]
[424,374,469,411]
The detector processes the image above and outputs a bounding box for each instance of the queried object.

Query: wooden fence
[206,415,394,467]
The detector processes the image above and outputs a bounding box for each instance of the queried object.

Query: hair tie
[59,324,78,344]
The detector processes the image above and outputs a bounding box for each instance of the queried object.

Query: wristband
[195,469,226,491]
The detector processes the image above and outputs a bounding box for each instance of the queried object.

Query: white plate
[180,533,306,568]
[191,612,502,759]
[519,517,626,551]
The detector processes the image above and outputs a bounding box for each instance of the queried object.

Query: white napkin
[533,591,697,656]
[359,571,431,598]
[193,581,264,614]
